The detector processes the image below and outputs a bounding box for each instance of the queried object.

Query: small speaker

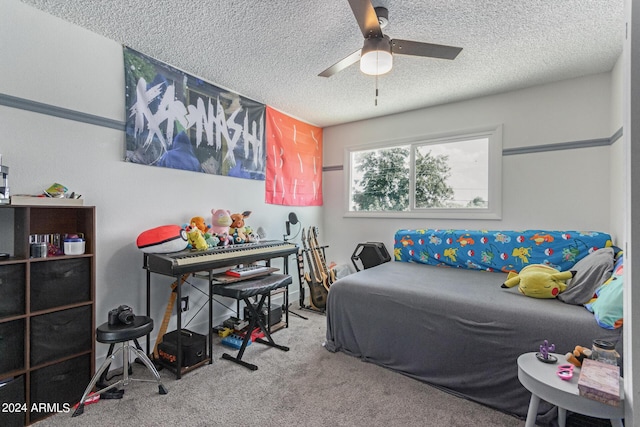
[351,242,391,271]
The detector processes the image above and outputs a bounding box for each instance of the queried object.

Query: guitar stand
[298,302,326,315]
[285,303,308,320]
[212,274,292,371]
[296,245,330,314]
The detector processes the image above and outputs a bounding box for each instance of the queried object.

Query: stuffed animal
[244,225,260,243]
[229,211,252,243]
[189,215,220,247]
[205,233,220,248]
[185,222,209,251]
[190,216,210,235]
[210,209,233,246]
[501,264,574,298]
[136,225,188,253]
[565,345,593,367]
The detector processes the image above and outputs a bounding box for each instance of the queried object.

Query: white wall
[322,72,619,265]
[0,0,323,358]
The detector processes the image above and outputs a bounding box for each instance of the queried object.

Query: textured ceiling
[21,0,624,128]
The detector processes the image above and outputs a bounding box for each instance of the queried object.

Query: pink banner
[265,107,323,206]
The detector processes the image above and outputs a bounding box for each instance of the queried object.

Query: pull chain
[375,73,379,106]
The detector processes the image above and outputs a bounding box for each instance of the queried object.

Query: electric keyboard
[145,240,298,276]
[226,265,271,277]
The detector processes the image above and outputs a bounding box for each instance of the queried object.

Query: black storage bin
[0,320,25,376]
[351,242,391,271]
[0,375,25,427]
[30,258,91,312]
[30,306,92,367]
[158,329,206,368]
[0,264,25,319]
[244,303,282,327]
[29,354,90,422]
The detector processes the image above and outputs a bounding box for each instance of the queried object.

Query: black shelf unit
[0,205,95,426]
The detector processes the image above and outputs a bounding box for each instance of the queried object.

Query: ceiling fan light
[360,37,393,76]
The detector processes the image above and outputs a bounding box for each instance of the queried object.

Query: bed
[324,229,623,423]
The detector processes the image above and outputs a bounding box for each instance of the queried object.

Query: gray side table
[517,352,624,427]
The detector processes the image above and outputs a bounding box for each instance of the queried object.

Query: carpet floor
[36,308,526,427]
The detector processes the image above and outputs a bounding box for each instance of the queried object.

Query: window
[345,125,502,219]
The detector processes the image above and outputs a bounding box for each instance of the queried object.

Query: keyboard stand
[212,274,292,370]
[143,242,298,379]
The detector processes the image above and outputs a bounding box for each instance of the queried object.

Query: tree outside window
[351,146,456,211]
[346,126,501,219]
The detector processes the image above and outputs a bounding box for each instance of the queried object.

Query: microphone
[284,212,299,241]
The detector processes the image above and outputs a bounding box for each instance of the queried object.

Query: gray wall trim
[323,127,624,171]
[0,92,623,164]
[0,93,126,131]
[503,135,615,156]
[503,127,622,156]
[610,127,624,144]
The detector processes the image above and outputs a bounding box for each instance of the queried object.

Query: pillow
[136,224,188,253]
[585,255,624,329]
[558,247,614,305]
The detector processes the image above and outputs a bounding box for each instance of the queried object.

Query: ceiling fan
[319,0,463,77]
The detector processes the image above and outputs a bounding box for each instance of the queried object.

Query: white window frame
[343,125,503,220]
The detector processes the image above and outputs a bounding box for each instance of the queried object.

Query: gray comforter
[324,261,622,423]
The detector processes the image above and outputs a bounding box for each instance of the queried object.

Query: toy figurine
[536,339,557,363]
[565,345,593,367]
[185,222,209,251]
[210,209,234,246]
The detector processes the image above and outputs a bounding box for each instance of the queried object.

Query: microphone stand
[283,223,308,320]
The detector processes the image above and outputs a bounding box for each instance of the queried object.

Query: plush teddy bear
[565,345,593,367]
[501,264,574,298]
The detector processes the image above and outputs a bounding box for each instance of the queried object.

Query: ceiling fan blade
[318,49,361,77]
[391,39,462,60]
[348,0,383,39]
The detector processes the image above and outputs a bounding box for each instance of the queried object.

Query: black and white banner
[123,46,266,180]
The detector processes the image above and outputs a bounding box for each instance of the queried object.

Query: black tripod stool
[72,316,167,416]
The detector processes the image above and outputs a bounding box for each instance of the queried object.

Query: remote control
[226,265,270,277]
